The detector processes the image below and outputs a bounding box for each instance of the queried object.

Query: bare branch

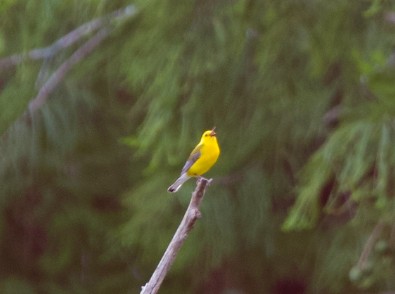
[27,28,109,114]
[0,5,137,71]
[23,5,137,115]
[0,5,138,141]
[140,178,212,294]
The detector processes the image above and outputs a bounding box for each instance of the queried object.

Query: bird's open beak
[210,127,216,136]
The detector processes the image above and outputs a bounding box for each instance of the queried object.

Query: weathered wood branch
[140,178,211,294]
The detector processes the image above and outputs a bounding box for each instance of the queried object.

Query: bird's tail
[167,173,191,193]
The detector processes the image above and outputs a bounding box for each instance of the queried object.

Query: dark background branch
[0,5,137,71]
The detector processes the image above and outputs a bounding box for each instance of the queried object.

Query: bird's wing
[181,143,202,174]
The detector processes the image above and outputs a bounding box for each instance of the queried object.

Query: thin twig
[356,222,385,270]
[0,5,137,71]
[141,178,211,294]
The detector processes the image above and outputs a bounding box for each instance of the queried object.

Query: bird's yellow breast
[187,137,220,176]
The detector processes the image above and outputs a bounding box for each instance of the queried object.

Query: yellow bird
[168,128,220,193]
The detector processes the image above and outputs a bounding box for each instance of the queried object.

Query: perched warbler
[168,128,220,193]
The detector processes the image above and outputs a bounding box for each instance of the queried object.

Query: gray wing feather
[181,151,201,175]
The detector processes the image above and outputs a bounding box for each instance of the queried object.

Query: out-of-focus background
[1,1,395,293]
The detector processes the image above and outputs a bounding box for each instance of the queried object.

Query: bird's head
[201,127,217,141]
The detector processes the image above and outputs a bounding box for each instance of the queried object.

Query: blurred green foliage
[1,0,395,293]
